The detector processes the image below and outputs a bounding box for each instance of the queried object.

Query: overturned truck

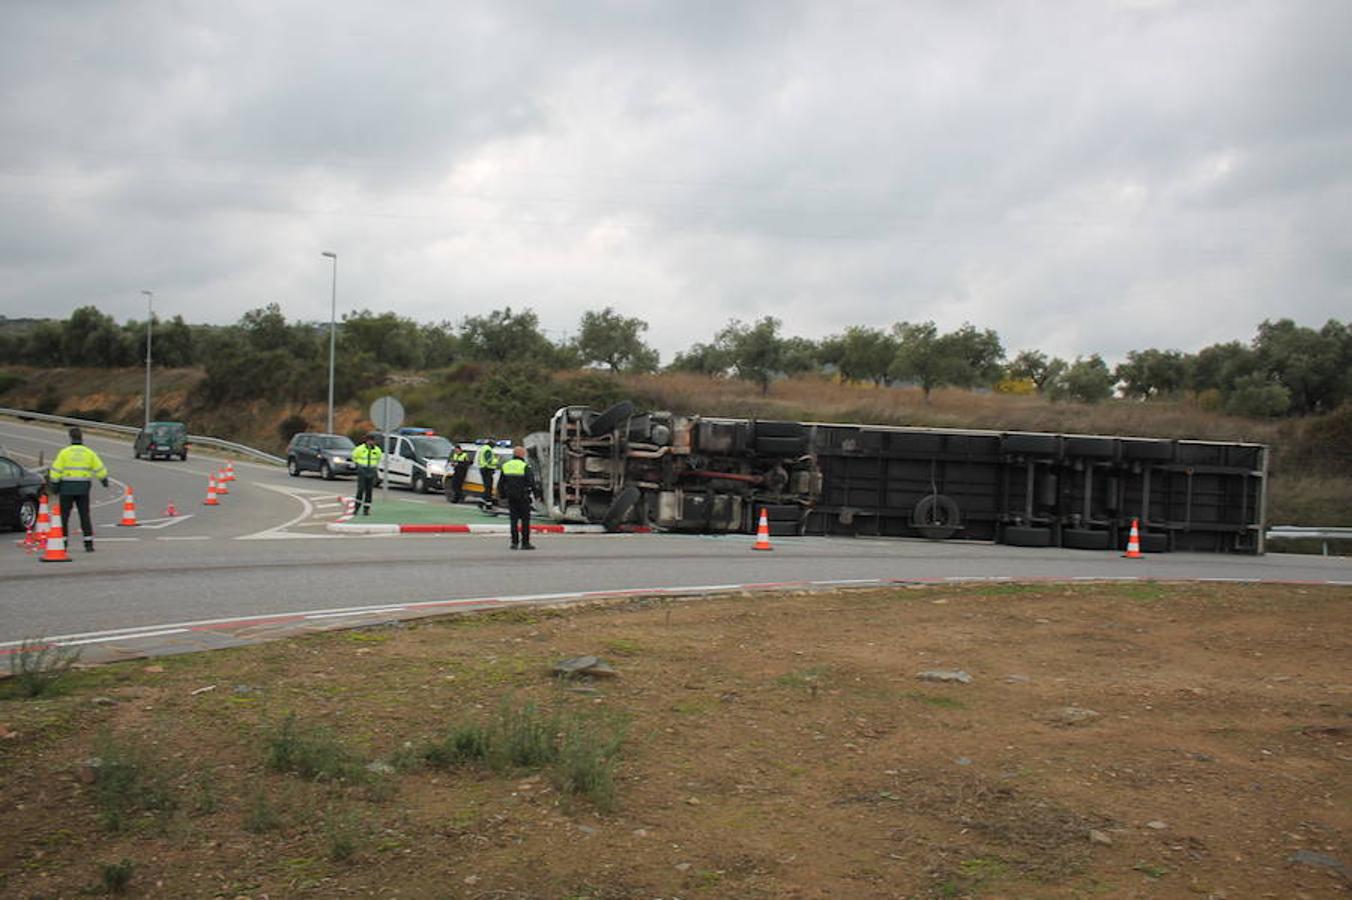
[526,402,1268,554]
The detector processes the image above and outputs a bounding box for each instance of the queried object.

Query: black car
[134,421,189,460]
[0,453,43,532]
[286,432,357,480]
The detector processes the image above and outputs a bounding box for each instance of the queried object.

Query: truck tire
[912,494,961,539]
[1002,525,1052,547]
[602,485,642,532]
[1062,528,1110,550]
[586,401,635,437]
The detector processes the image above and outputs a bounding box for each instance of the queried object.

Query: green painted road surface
[351,495,512,526]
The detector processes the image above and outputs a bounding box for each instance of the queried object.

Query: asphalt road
[3,417,1351,651]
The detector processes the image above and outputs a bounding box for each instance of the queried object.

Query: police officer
[498,445,538,550]
[446,443,472,503]
[475,440,500,507]
[352,433,382,515]
[48,427,108,552]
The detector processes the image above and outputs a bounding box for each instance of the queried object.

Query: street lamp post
[321,251,337,434]
[141,290,153,429]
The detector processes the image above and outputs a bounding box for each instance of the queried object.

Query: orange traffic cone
[118,485,139,526]
[164,501,177,517]
[1123,518,1143,559]
[40,506,72,563]
[752,507,773,551]
[214,469,229,495]
[35,493,51,547]
[204,475,219,506]
[223,461,236,482]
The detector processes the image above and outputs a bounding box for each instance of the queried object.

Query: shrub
[0,371,26,395]
[7,639,81,698]
[243,785,280,833]
[278,413,309,442]
[552,716,626,811]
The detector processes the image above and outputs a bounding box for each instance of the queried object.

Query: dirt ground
[1,581,1349,899]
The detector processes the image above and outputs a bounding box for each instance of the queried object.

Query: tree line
[1,306,1347,418]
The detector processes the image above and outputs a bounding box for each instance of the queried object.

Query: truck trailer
[526,402,1267,554]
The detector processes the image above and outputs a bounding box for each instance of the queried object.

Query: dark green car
[134,421,189,460]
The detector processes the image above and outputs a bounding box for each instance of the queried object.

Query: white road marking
[237,483,317,540]
[158,535,211,541]
[62,627,190,647]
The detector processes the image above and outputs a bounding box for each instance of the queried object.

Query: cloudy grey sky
[2,0,1348,364]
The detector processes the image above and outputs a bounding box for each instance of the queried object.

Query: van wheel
[412,473,427,494]
[180,450,188,461]
[287,457,300,477]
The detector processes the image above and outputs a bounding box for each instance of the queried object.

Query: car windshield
[318,436,354,450]
[410,436,453,458]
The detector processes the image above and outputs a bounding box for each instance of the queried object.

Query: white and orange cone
[164,501,178,517]
[214,469,229,495]
[223,461,236,482]
[35,494,51,547]
[203,475,220,506]
[752,507,773,551]
[1123,518,1144,559]
[40,506,72,563]
[117,485,139,526]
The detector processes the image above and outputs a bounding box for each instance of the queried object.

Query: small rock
[77,757,103,784]
[955,757,973,767]
[233,685,255,695]
[365,761,395,776]
[568,686,600,695]
[0,723,15,740]
[1045,706,1101,727]
[633,828,649,837]
[143,665,165,674]
[90,696,117,707]
[190,685,217,696]
[1005,674,1031,684]
[1145,820,1168,830]
[1288,849,1348,878]
[685,797,701,806]
[1089,829,1113,846]
[576,825,596,835]
[463,874,479,885]
[1191,752,1215,763]
[917,670,972,684]
[553,655,599,675]
[674,863,692,872]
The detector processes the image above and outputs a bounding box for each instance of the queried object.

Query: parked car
[368,431,456,493]
[134,421,189,460]
[286,432,357,480]
[0,453,44,532]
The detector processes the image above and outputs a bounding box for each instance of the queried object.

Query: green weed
[99,857,135,894]
[89,730,176,833]
[324,806,363,862]
[604,638,643,656]
[265,713,366,782]
[243,786,281,834]
[551,715,626,811]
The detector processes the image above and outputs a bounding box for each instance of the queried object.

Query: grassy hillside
[2,365,1347,526]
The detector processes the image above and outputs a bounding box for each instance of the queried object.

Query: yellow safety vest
[353,444,382,467]
[501,458,527,476]
[50,444,108,484]
[476,445,499,469]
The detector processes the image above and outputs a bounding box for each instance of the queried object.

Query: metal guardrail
[1265,525,1352,556]
[0,407,286,466]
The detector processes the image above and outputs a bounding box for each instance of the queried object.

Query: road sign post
[369,396,404,504]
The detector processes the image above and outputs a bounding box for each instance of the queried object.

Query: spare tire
[912,493,961,540]
[602,485,642,532]
[586,400,635,437]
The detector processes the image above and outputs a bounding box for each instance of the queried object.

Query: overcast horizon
[2,1,1348,366]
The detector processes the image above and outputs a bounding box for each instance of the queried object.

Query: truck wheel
[1003,525,1052,547]
[912,494,961,539]
[1062,528,1110,550]
[586,401,635,437]
[602,485,642,532]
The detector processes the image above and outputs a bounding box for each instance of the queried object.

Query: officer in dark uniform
[446,444,472,503]
[497,445,538,550]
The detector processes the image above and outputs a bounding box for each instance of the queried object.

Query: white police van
[370,429,455,494]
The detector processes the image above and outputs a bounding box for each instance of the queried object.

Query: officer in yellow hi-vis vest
[476,441,500,506]
[352,434,383,516]
[497,445,538,550]
[48,427,109,552]
[447,444,472,503]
